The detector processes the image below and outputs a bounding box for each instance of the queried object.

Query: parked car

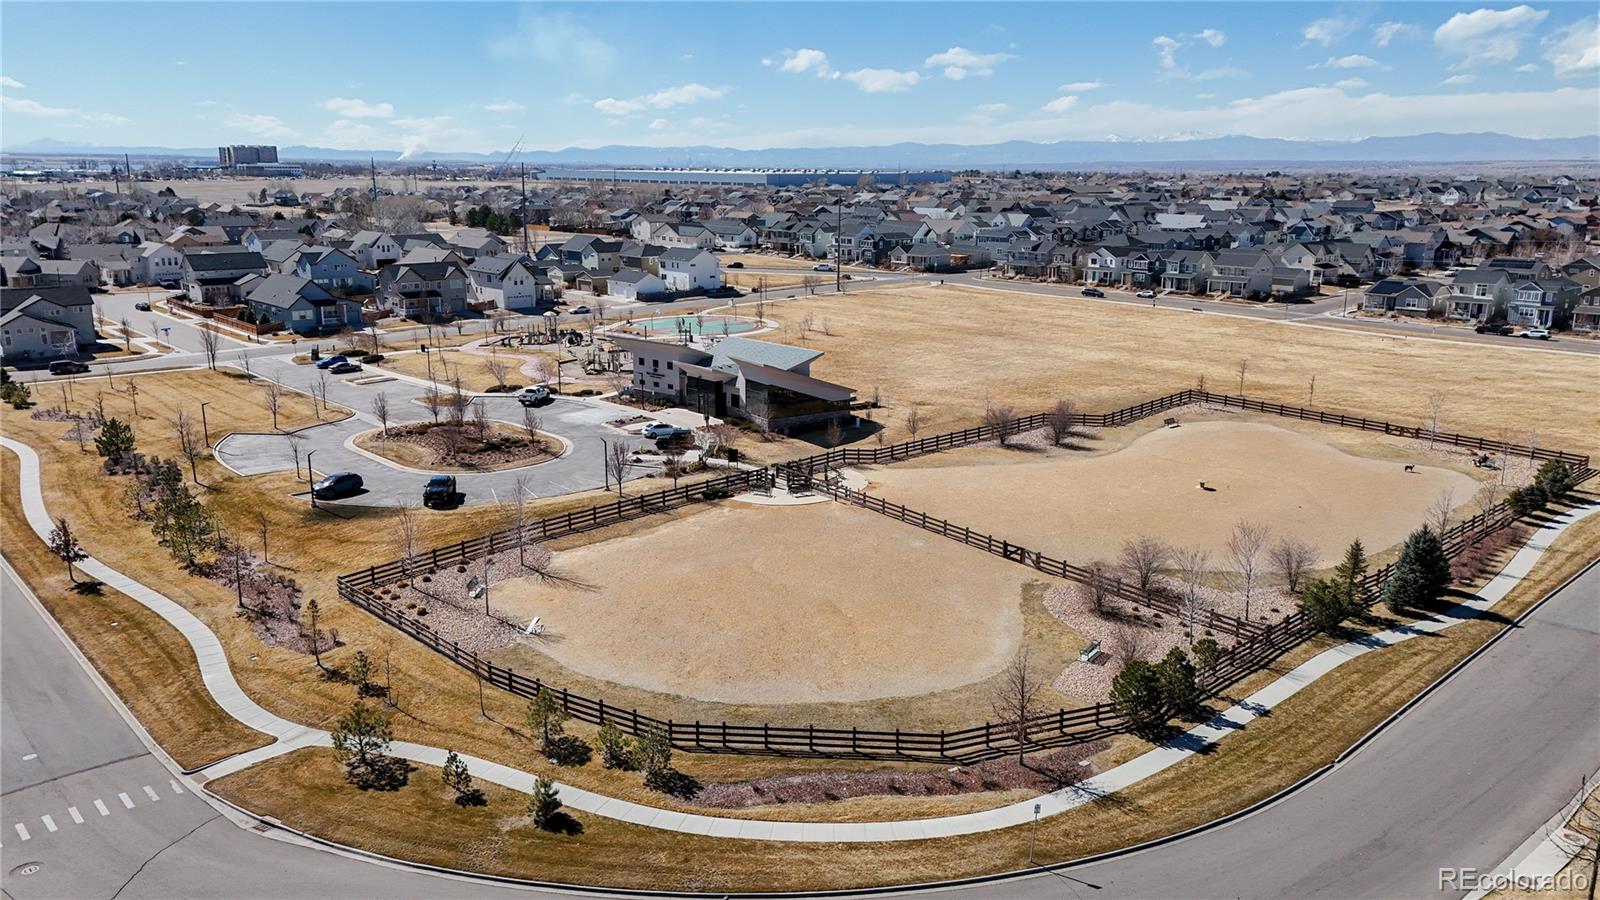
[1474,322,1514,335]
[1081,287,1106,298]
[1135,289,1157,299]
[517,385,551,406]
[569,305,591,315]
[1520,328,1551,340]
[312,471,363,500]
[727,261,745,269]
[133,301,152,311]
[48,359,90,375]
[314,354,347,370]
[812,263,834,272]
[330,361,362,374]
[423,474,459,508]
[643,422,690,440]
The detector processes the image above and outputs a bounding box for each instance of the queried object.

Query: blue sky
[2,2,1596,155]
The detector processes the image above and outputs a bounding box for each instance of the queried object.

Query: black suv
[1474,322,1513,335]
[48,359,90,375]
[423,474,459,508]
[312,471,364,500]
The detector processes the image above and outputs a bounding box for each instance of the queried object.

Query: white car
[1135,289,1157,299]
[569,305,591,315]
[1520,328,1551,340]
[812,263,834,272]
[642,422,691,440]
[517,385,551,406]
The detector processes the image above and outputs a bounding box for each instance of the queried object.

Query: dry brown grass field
[766,284,1600,457]
[493,501,1040,704]
[368,346,558,393]
[866,420,1482,566]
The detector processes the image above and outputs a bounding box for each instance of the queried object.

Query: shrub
[1110,659,1167,739]
[1300,577,1351,634]
[1533,460,1577,500]
[598,722,634,770]
[1508,483,1548,516]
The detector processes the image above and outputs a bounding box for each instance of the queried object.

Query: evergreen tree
[635,726,674,791]
[94,417,136,459]
[598,721,634,770]
[1508,484,1548,516]
[1333,539,1369,604]
[1534,460,1576,500]
[1300,577,1350,634]
[441,749,480,805]
[1191,637,1221,675]
[331,700,394,787]
[1110,659,1167,739]
[528,776,562,828]
[47,517,89,583]
[525,688,567,754]
[1384,527,1451,614]
[1156,647,1201,719]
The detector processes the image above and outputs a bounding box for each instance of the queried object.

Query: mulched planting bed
[362,421,551,470]
[691,741,1107,808]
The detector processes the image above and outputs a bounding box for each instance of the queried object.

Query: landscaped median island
[352,420,557,472]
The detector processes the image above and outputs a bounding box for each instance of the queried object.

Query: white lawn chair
[525,616,546,636]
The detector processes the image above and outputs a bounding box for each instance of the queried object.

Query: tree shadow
[350,755,415,791]
[646,769,703,799]
[537,811,584,835]
[544,735,592,767]
[453,787,488,807]
[71,579,105,596]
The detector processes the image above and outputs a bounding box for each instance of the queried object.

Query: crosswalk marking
[14,823,30,841]
[143,785,160,802]
[118,792,135,809]
[68,806,84,824]
[40,815,57,833]
[94,799,110,817]
[170,780,185,795]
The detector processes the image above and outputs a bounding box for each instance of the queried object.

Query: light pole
[599,438,609,491]
[305,449,317,508]
[483,558,493,618]
[199,400,211,448]
[1029,802,1041,865]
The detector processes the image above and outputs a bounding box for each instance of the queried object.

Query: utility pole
[835,202,843,293]
[520,163,530,257]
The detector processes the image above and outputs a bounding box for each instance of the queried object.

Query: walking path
[4,433,1594,843]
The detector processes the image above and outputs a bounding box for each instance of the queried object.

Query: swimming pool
[624,315,763,336]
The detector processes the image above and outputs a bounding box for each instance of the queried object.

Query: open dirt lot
[769,284,1600,456]
[865,421,1481,565]
[492,501,1034,704]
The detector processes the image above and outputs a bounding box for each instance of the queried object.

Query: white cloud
[593,82,726,116]
[1313,54,1389,70]
[2,96,128,125]
[1372,21,1420,47]
[1335,77,1369,89]
[488,12,617,73]
[1434,5,1549,66]
[770,48,835,78]
[1059,81,1105,92]
[649,118,670,131]
[1441,73,1479,85]
[0,75,25,88]
[224,112,296,140]
[842,68,922,93]
[1544,14,1600,78]
[1041,95,1079,114]
[923,46,1014,79]
[482,100,525,113]
[1153,33,1244,79]
[1515,62,1541,73]
[320,97,394,118]
[1303,16,1358,46]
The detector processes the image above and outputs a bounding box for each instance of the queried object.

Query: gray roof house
[245,274,364,335]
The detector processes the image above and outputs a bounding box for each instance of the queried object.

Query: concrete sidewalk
[5,432,1594,843]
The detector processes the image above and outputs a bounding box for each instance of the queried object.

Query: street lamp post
[306,449,317,508]
[1029,802,1041,865]
[483,558,493,618]
[199,400,211,448]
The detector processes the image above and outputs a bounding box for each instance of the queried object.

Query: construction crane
[490,136,524,180]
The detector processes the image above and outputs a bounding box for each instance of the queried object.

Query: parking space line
[169,779,185,795]
[143,785,160,802]
[68,806,84,824]
[118,792,135,809]
[14,822,30,841]
[94,799,110,816]
[40,814,57,832]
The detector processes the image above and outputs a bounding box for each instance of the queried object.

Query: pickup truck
[422,474,459,508]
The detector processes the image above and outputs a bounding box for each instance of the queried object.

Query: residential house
[702,219,758,250]
[447,227,507,260]
[132,242,185,286]
[294,248,374,293]
[1206,250,1276,296]
[1160,250,1215,293]
[377,261,468,319]
[606,269,667,301]
[181,250,268,305]
[658,247,722,293]
[611,333,855,433]
[465,254,551,312]
[244,274,364,335]
[348,231,403,269]
[0,285,97,363]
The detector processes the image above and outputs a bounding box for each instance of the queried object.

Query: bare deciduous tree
[904,407,922,437]
[1119,535,1172,596]
[1427,489,1455,536]
[263,379,283,430]
[1083,559,1117,614]
[1044,398,1081,447]
[1426,390,1448,448]
[256,511,270,566]
[371,392,390,438]
[989,650,1043,763]
[119,316,132,353]
[199,325,221,370]
[484,355,511,392]
[521,406,542,448]
[1225,520,1271,621]
[1236,358,1249,396]
[1269,537,1318,594]
[472,400,490,440]
[446,376,469,428]
[604,440,633,497]
[314,370,332,418]
[1175,547,1212,643]
[236,350,254,381]
[172,408,205,484]
[394,504,420,580]
[1110,621,1149,666]
[983,403,1018,447]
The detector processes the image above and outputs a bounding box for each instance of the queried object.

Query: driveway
[214,354,652,506]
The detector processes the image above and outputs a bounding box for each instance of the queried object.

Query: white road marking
[68,806,84,824]
[142,785,160,802]
[21,753,37,761]
[40,814,57,833]
[118,792,135,809]
[169,780,185,795]
[94,799,110,817]
[14,822,30,841]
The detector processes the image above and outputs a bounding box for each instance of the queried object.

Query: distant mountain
[5,133,1596,167]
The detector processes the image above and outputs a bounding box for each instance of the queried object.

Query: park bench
[1077,640,1103,663]
[1163,417,1179,428]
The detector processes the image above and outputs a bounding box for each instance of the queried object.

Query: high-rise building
[218,145,279,168]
